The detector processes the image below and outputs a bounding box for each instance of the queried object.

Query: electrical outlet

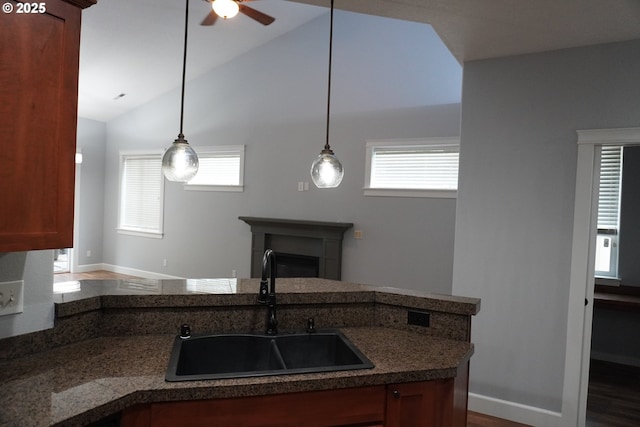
[354,230,363,239]
[0,280,24,316]
[231,269,237,278]
[163,259,168,267]
[407,310,430,327]
[86,250,91,258]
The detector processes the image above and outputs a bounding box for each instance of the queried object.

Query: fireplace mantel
[239,217,353,280]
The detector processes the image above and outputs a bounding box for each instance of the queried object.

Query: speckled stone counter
[0,278,480,426]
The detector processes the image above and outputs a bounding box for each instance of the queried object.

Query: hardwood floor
[467,412,531,427]
[586,359,640,426]
[53,270,143,283]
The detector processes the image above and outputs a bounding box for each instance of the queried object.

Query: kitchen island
[0,278,480,426]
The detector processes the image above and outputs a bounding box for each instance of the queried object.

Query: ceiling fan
[201,0,276,26]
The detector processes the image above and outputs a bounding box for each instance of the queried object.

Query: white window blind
[185,146,244,191]
[365,138,459,198]
[597,146,622,230]
[119,153,163,237]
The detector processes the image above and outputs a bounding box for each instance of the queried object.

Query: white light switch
[0,280,24,316]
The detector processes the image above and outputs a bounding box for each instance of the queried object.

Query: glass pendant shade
[310,148,344,188]
[162,135,199,182]
[212,0,239,19]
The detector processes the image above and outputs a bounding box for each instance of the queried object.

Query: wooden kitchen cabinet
[386,380,454,427]
[120,379,463,427]
[122,386,386,427]
[0,0,94,252]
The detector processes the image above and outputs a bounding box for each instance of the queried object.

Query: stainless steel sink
[165,329,374,381]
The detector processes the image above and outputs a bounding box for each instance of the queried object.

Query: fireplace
[239,217,353,280]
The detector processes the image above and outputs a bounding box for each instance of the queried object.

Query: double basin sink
[166,329,374,381]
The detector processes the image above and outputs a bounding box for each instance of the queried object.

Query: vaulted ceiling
[78,0,640,122]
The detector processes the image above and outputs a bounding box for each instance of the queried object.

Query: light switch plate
[0,280,24,316]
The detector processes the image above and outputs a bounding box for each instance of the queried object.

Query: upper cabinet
[0,0,95,252]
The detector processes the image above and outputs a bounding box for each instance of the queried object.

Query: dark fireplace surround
[239,217,353,280]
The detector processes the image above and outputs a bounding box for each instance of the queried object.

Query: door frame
[563,127,640,426]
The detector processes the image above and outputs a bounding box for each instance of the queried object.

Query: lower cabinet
[121,379,463,427]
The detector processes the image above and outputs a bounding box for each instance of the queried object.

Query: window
[185,145,245,192]
[595,145,623,278]
[364,137,460,198]
[118,151,164,238]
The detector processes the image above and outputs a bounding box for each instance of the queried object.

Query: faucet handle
[179,323,191,339]
[257,279,269,304]
[306,317,316,333]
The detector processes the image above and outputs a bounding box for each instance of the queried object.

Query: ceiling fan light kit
[201,0,276,26]
[162,0,199,182]
[212,0,239,19]
[310,0,344,189]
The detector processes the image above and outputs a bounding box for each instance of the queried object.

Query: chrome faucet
[257,249,278,335]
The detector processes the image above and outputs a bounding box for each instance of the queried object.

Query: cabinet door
[386,380,454,427]
[0,0,81,251]
[120,386,386,427]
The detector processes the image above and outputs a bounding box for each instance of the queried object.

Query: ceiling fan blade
[239,4,275,25]
[201,10,218,26]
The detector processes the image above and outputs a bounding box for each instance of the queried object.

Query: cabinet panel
[386,380,454,427]
[147,386,385,427]
[0,0,81,251]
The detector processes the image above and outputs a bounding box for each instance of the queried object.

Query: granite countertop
[0,326,473,427]
[1,278,480,426]
[52,277,480,317]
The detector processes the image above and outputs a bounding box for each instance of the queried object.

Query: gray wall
[0,251,54,338]
[101,11,462,293]
[453,39,640,413]
[76,118,107,268]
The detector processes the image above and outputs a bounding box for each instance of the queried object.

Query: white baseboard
[590,351,640,368]
[468,393,563,427]
[73,263,105,273]
[74,263,182,280]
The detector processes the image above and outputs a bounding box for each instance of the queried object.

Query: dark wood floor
[586,359,640,426]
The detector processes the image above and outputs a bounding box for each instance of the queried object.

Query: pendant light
[310,0,344,189]
[162,0,199,182]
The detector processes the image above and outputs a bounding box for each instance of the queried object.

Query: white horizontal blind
[597,146,622,230]
[120,154,162,233]
[370,146,459,190]
[187,153,241,186]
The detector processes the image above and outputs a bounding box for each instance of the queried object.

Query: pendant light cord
[179,0,189,137]
[324,0,334,151]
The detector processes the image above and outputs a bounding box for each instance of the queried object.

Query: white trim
[363,188,457,198]
[117,150,165,237]
[364,137,460,197]
[576,127,640,145]
[116,228,164,239]
[564,126,640,427]
[70,158,82,273]
[468,393,562,427]
[73,263,106,273]
[184,145,245,191]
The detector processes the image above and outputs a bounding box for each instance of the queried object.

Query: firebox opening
[275,252,320,278]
